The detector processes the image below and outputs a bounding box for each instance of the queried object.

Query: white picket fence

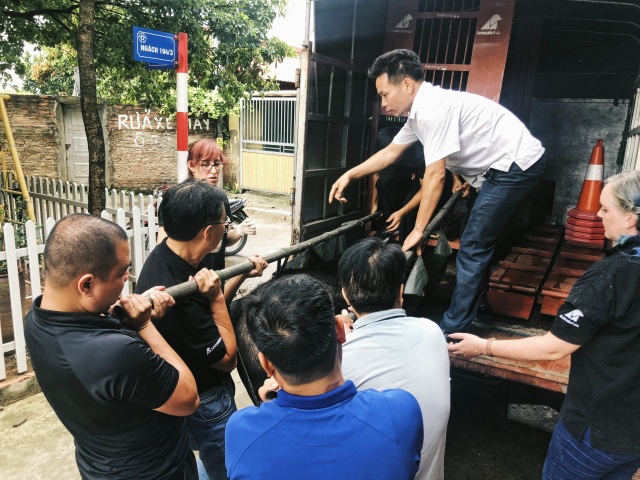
[23,175,157,243]
[0,176,159,381]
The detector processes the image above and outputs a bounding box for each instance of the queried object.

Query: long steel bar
[111,211,384,319]
[404,189,463,275]
[114,190,463,320]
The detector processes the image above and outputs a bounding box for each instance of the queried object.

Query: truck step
[488,227,563,319]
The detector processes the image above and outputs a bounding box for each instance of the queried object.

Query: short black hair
[338,237,406,314]
[242,274,338,386]
[160,179,226,241]
[368,49,424,83]
[44,214,128,287]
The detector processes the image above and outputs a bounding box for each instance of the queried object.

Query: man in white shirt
[329,49,545,334]
[338,237,451,480]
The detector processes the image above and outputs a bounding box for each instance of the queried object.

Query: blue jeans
[440,158,546,334]
[187,375,237,480]
[543,420,640,479]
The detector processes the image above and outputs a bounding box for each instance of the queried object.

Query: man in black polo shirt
[136,179,266,480]
[24,214,200,480]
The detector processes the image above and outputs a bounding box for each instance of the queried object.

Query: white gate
[62,104,90,183]
[240,92,297,194]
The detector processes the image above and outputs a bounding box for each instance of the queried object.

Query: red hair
[186,138,227,178]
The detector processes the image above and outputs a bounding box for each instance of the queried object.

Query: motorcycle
[225,197,251,256]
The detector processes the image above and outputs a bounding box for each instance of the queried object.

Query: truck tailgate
[449,321,570,393]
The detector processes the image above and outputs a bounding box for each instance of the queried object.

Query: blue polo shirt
[225,380,422,479]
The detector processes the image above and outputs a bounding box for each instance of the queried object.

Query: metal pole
[176,33,189,181]
[421,189,462,242]
[111,211,383,319]
[216,210,383,280]
[0,95,35,221]
[1,147,8,191]
[403,189,463,278]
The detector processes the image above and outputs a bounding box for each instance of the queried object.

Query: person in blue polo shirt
[225,274,423,480]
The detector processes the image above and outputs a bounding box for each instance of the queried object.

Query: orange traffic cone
[568,139,604,219]
[565,139,605,248]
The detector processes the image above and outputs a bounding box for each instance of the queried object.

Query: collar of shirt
[612,234,640,257]
[275,380,357,410]
[407,81,433,120]
[31,295,124,330]
[353,308,407,331]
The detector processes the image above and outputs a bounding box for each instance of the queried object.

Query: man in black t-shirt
[137,179,266,480]
[24,214,199,480]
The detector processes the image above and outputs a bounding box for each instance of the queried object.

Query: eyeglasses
[212,218,231,234]
[200,161,222,171]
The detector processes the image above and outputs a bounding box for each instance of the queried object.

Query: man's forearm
[226,229,242,245]
[448,331,580,362]
[210,295,238,371]
[349,144,408,179]
[138,323,197,390]
[413,174,445,231]
[223,275,246,304]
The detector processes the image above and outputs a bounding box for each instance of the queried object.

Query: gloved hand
[235,218,257,236]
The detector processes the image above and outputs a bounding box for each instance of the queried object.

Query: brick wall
[0,94,226,192]
[107,105,220,190]
[0,95,61,179]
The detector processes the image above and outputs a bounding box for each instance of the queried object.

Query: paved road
[0,190,292,480]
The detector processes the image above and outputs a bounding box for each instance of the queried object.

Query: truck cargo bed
[449,321,569,393]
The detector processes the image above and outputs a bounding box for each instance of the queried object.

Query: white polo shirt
[393,82,544,187]
[343,309,450,480]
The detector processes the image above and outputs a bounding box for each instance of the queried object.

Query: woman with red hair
[157,138,265,303]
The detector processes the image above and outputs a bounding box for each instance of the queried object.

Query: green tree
[19,45,76,96]
[1,0,291,213]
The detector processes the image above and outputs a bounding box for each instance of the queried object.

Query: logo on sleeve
[559,309,583,327]
[206,338,222,355]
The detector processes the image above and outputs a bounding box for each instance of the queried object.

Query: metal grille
[622,86,640,171]
[418,0,480,12]
[414,0,480,91]
[240,95,296,155]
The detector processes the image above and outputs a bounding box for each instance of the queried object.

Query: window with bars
[414,0,480,91]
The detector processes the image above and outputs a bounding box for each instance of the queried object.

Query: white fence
[1,176,158,381]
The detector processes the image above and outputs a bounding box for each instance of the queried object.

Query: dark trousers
[440,157,546,333]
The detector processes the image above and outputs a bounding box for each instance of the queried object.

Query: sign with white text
[133,26,176,66]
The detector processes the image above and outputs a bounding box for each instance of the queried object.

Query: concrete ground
[0,190,292,480]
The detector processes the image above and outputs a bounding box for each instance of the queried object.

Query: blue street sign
[147,63,174,70]
[133,26,176,66]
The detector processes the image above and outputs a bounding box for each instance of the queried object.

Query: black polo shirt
[24,296,190,479]
[136,239,229,393]
[550,235,640,454]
